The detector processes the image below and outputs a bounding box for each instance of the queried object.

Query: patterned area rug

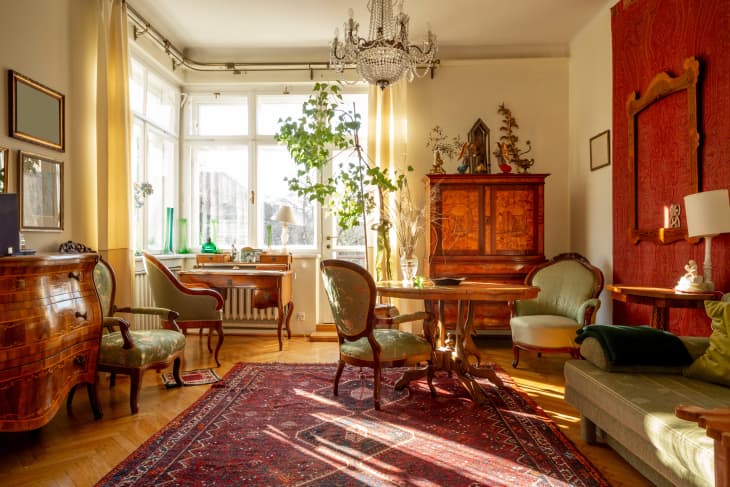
[160,368,221,388]
[100,363,608,486]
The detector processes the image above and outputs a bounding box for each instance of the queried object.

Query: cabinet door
[433,184,482,256]
[491,185,541,256]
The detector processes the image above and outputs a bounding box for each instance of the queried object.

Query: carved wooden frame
[627,56,700,244]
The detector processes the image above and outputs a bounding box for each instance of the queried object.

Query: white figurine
[674,259,706,292]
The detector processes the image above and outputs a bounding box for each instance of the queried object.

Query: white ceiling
[128,0,610,62]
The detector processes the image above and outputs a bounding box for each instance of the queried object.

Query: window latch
[250,190,255,205]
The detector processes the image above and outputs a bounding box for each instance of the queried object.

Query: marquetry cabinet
[426,173,548,331]
[0,254,103,431]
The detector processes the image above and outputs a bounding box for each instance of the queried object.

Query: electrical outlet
[296,312,306,321]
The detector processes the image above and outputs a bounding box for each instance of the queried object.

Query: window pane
[256,94,308,135]
[145,129,176,250]
[191,145,248,249]
[129,59,145,115]
[257,145,315,248]
[193,100,248,136]
[131,120,144,253]
[146,72,177,134]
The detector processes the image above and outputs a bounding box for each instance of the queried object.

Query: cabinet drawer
[0,291,102,367]
[0,340,98,432]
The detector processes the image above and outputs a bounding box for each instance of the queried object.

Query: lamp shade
[684,189,730,237]
[272,205,297,225]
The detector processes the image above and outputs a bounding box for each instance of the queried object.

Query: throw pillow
[575,324,693,366]
[684,300,730,387]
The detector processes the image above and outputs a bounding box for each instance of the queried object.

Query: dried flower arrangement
[134,182,154,208]
[393,178,426,259]
[425,125,463,160]
[493,103,534,173]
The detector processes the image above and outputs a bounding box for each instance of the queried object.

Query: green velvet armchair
[68,256,186,415]
[509,253,604,368]
[320,259,436,410]
[143,252,225,366]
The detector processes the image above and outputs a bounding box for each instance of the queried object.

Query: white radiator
[133,270,277,330]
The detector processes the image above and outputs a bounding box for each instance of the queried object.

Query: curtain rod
[127,3,343,77]
[125,4,438,78]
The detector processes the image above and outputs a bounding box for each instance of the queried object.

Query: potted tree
[275,82,408,280]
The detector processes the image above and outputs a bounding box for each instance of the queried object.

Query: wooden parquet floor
[0,334,653,487]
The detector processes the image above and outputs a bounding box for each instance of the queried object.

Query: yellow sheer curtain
[367,80,408,281]
[97,0,133,305]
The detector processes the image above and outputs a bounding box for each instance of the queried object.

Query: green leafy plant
[275,82,409,278]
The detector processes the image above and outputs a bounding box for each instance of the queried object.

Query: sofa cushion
[565,359,727,486]
[684,300,730,387]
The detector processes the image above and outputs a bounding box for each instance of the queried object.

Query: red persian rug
[98,363,608,486]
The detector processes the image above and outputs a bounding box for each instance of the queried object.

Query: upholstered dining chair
[320,259,436,410]
[67,256,186,415]
[143,252,225,366]
[509,252,604,368]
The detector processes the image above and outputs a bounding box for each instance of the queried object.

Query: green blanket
[575,325,692,366]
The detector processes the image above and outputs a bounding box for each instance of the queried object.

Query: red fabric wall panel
[611,0,730,335]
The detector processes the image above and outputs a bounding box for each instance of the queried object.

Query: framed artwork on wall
[589,130,611,171]
[19,151,63,231]
[0,147,8,193]
[8,70,65,152]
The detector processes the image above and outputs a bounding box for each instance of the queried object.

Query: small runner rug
[160,368,221,388]
[100,362,608,486]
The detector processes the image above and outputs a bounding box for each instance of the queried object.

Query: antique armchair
[509,252,604,368]
[320,259,436,410]
[67,256,186,415]
[143,252,225,366]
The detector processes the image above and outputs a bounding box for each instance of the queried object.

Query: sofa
[564,326,730,487]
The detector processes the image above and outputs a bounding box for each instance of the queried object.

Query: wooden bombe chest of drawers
[0,254,102,431]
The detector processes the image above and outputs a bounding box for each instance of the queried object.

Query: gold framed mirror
[9,70,65,152]
[626,56,700,244]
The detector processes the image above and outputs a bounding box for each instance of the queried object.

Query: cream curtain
[367,80,408,281]
[97,0,133,305]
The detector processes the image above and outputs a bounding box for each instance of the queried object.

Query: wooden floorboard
[0,334,654,486]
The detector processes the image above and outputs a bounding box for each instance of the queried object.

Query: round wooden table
[376,280,539,405]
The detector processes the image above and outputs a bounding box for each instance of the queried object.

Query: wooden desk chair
[320,259,436,410]
[143,252,225,366]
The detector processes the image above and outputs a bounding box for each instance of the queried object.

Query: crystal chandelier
[330,0,438,89]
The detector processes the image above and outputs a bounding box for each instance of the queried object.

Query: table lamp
[684,189,730,291]
[272,205,297,253]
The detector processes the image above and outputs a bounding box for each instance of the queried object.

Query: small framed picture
[589,129,611,171]
[19,151,63,231]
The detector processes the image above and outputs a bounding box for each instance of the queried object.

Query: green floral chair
[510,252,604,368]
[69,256,186,415]
[320,259,436,410]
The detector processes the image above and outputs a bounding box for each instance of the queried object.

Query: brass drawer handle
[75,311,88,320]
[69,271,81,281]
[73,355,87,367]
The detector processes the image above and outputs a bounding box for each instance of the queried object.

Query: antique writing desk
[178,267,294,351]
[607,284,718,331]
[376,280,539,405]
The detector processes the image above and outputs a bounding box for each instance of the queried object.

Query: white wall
[407,58,571,258]
[568,4,613,323]
[0,0,75,252]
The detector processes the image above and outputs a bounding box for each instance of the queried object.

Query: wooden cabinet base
[426,174,548,330]
[0,254,102,431]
